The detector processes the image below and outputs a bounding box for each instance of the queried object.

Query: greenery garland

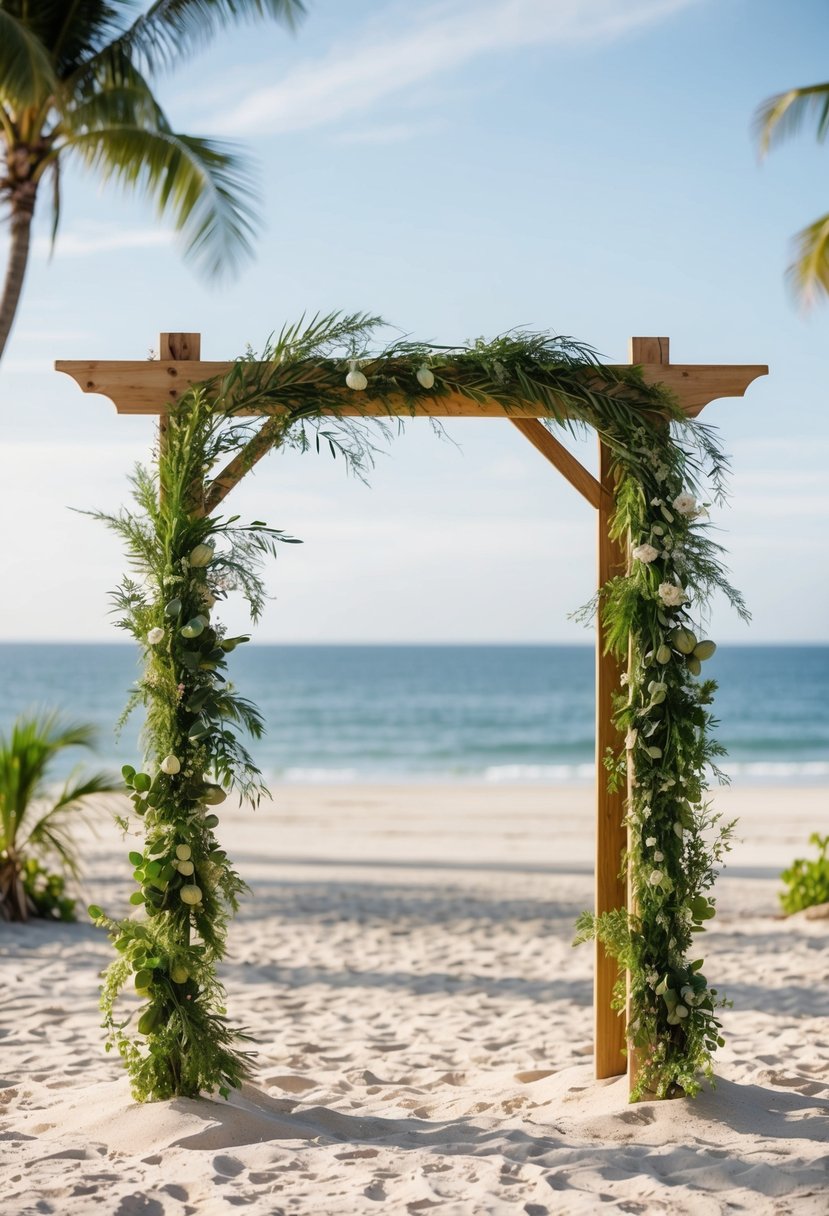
[88,313,745,1102]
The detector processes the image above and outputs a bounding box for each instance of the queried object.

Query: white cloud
[212,0,696,135]
[333,121,441,146]
[32,226,172,259]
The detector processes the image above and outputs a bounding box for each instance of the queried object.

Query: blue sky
[1,0,827,642]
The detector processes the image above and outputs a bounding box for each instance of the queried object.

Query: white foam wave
[280,767,358,783]
[484,764,596,783]
[721,761,829,781]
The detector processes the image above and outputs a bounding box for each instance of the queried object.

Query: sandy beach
[2,783,828,1215]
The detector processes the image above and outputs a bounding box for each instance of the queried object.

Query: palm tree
[0,0,306,359]
[756,82,829,305]
[0,712,122,922]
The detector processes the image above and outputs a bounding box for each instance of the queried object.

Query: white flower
[654,850,664,862]
[658,582,687,607]
[672,493,698,517]
[147,627,165,645]
[649,870,664,886]
[646,836,656,847]
[160,755,181,775]
[632,543,660,564]
[620,672,629,686]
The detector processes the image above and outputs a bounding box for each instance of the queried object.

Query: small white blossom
[147,627,165,645]
[620,672,629,686]
[632,543,660,564]
[160,755,181,775]
[658,582,687,607]
[654,850,664,862]
[646,836,656,847]
[649,869,664,886]
[672,493,698,517]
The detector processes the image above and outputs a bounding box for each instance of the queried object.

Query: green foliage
[780,834,829,914]
[583,413,744,1099]
[0,711,122,922]
[21,858,76,921]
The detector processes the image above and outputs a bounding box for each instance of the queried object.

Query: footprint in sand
[212,1154,245,1178]
[264,1074,319,1093]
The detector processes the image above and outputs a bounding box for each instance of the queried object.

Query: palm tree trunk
[0,858,30,922]
[0,184,36,361]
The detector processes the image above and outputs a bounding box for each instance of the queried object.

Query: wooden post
[158,333,201,510]
[625,337,670,1096]
[594,440,628,1079]
[594,337,671,1082]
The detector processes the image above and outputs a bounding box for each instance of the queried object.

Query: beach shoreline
[2,784,827,1214]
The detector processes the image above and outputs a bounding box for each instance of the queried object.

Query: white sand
[2,784,828,1215]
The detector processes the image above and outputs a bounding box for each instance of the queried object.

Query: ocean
[0,644,826,786]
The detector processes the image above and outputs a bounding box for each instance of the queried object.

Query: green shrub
[780,834,829,914]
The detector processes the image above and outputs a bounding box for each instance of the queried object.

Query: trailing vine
[88,313,745,1102]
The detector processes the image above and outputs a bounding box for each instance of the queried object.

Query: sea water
[0,644,826,785]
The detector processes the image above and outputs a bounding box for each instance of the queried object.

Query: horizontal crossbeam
[55,358,767,418]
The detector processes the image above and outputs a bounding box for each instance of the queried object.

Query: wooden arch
[57,333,767,1091]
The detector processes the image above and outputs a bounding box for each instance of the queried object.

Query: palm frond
[107,0,306,74]
[756,82,829,155]
[787,212,829,306]
[25,769,123,874]
[0,711,110,854]
[63,125,258,278]
[0,9,58,109]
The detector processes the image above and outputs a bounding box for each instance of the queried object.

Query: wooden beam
[204,416,286,515]
[509,419,605,510]
[54,358,768,418]
[594,439,629,1081]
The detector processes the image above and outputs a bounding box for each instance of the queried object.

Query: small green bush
[780,833,829,914]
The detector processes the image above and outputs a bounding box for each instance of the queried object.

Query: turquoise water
[0,644,826,785]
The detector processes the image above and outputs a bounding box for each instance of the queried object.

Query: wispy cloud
[212,0,695,136]
[333,120,442,146]
[32,225,172,259]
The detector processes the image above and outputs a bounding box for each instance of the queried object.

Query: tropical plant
[756,81,829,304]
[89,311,745,1103]
[0,0,306,358]
[780,833,829,914]
[0,711,122,922]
